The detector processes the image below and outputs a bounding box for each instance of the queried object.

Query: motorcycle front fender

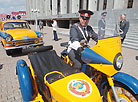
[113,72,138,94]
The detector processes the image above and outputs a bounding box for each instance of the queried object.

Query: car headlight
[39,33,44,38]
[5,36,12,42]
[113,53,123,71]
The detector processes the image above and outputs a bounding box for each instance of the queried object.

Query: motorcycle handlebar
[22,45,53,54]
[60,42,68,47]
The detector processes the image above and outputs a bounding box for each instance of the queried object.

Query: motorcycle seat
[28,50,79,84]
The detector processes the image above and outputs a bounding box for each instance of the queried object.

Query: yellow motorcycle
[61,35,138,102]
[16,46,101,102]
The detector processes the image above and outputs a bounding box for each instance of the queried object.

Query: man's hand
[80,40,88,46]
[120,37,123,39]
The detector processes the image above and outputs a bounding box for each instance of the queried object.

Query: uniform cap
[101,12,107,16]
[79,10,94,20]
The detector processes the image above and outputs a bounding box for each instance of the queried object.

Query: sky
[0,0,26,14]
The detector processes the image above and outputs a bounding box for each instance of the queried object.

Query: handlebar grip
[22,45,53,54]
[60,42,68,47]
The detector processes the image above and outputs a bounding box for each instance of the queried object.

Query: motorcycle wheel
[102,82,138,102]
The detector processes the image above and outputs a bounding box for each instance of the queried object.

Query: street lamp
[31,9,40,29]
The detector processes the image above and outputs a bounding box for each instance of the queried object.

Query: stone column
[88,0,98,11]
[44,0,47,16]
[82,0,87,9]
[67,0,72,13]
[34,0,36,9]
[98,0,104,10]
[42,0,46,16]
[114,0,128,9]
[25,0,29,18]
[30,0,35,18]
[36,0,41,17]
[69,0,72,13]
[60,0,67,14]
[39,0,44,17]
[52,0,58,15]
[133,0,138,8]
[72,0,80,13]
[46,0,51,16]
[106,0,114,10]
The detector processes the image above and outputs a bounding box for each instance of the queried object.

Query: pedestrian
[52,19,58,41]
[39,20,44,31]
[98,12,107,39]
[67,9,98,69]
[119,14,129,44]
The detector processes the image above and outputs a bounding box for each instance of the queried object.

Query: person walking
[119,14,129,44]
[52,19,58,41]
[39,20,44,32]
[98,12,107,39]
[67,9,98,69]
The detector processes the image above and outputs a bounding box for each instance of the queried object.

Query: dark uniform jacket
[70,22,98,43]
[98,19,106,37]
[119,19,129,38]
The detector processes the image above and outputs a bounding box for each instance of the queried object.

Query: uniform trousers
[68,49,81,69]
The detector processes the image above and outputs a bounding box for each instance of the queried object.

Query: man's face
[102,15,106,19]
[79,17,90,27]
[120,15,126,21]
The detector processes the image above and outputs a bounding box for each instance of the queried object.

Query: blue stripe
[0,31,13,40]
[81,48,112,64]
[34,31,41,38]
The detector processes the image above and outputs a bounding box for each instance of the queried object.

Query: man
[98,12,107,39]
[119,14,129,44]
[39,20,44,31]
[52,19,58,41]
[68,10,98,69]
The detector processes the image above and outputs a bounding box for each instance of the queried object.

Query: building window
[86,0,89,10]
[127,0,133,8]
[50,0,52,11]
[58,0,60,14]
[79,0,83,10]
[67,0,71,13]
[103,0,107,10]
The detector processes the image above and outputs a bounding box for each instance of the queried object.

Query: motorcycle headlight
[39,33,44,38]
[113,53,123,71]
[5,36,12,42]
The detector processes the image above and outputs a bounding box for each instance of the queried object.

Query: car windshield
[3,22,31,30]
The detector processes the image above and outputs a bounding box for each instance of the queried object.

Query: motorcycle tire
[102,81,138,102]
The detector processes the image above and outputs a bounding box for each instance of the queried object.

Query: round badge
[67,79,92,98]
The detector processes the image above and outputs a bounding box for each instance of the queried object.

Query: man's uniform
[68,10,98,69]
[119,19,129,44]
[98,19,106,39]
[98,12,107,39]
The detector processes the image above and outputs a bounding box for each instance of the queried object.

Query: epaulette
[74,23,80,27]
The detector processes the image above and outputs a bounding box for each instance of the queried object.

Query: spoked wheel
[103,82,138,102]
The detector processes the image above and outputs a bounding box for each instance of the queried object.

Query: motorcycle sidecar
[16,46,101,102]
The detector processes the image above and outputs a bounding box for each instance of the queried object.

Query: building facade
[25,0,137,28]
